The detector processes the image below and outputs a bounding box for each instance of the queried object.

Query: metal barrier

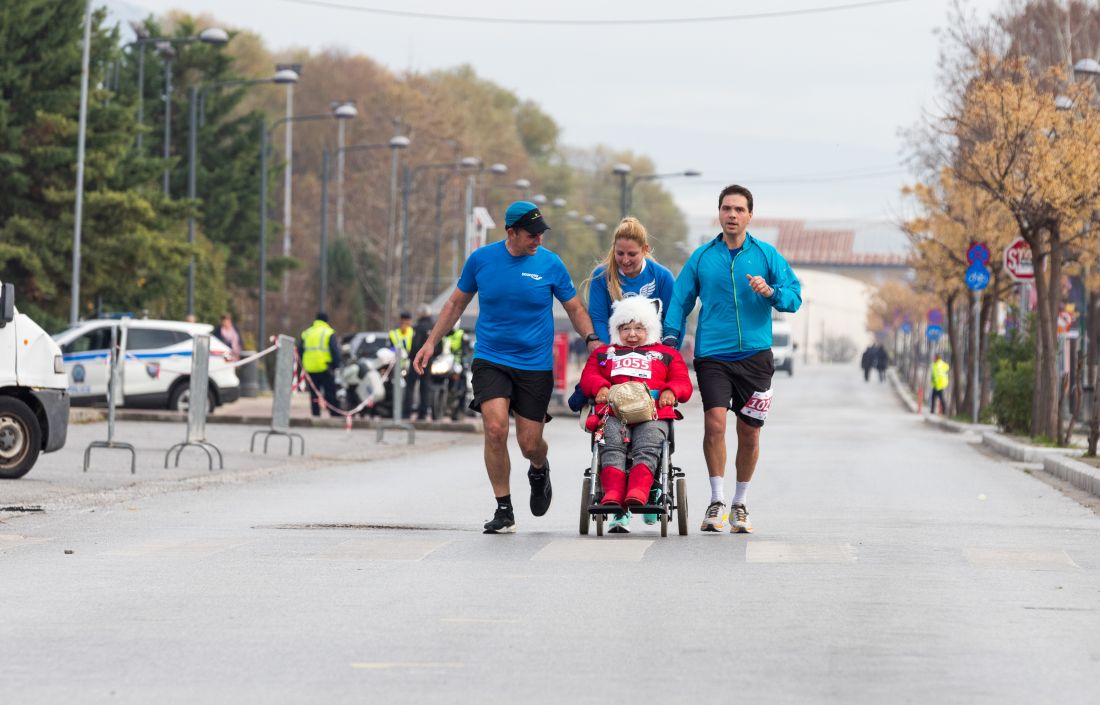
[250,334,305,455]
[84,325,136,473]
[375,343,415,445]
[164,334,224,470]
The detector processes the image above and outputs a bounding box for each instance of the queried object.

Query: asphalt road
[2,364,1099,704]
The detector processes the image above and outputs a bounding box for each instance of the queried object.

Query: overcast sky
[110,0,1008,239]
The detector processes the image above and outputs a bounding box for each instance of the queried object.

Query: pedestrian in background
[406,304,440,420]
[874,344,889,382]
[298,312,340,417]
[930,353,950,415]
[861,345,874,382]
[214,312,243,361]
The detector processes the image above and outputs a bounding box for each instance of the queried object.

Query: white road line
[746,542,857,564]
[0,534,51,551]
[964,547,1079,570]
[102,538,251,558]
[531,539,654,562]
[317,538,450,561]
[351,662,464,670]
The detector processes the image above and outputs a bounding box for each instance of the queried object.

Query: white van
[772,318,795,376]
[53,318,241,412]
[0,281,69,478]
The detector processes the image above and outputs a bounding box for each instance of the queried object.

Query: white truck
[0,281,70,479]
[772,317,795,376]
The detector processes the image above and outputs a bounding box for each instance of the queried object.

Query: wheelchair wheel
[579,477,591,535]
[676,477,689,536]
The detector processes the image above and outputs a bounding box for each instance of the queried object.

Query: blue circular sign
[926,324,944,342]
[965,263,990,291]
[901,321,913,334]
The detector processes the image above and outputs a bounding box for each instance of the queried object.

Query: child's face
[618,322,647,347]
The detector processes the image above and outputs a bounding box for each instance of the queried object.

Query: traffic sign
[1004,238,1034,282]
[928,308,944,326]
[967,242,991,265]
[1058,309,1074,335]
[965,263,990,291]
[901,321,913,334]
[926,324,943,342]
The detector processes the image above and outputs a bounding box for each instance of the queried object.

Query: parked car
[53,318,241,412]
[772,318,795,376]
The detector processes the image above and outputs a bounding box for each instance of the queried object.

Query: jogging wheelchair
[578,414,689,537]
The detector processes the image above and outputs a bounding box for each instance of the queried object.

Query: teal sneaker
[643,487,662,525]
[607,511,632,533]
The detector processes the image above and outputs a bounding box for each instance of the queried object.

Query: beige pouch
[607,381,656,424]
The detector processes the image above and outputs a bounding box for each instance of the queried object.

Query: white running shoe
[700,501,727,532]
[730,503,753,534]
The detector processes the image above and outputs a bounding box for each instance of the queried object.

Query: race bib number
[609,352,653,380]
[739,389,773,421]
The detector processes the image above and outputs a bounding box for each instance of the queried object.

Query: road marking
[746,542,856,564]
[317,538,450,561]
[103,538,250,558]
[351,662,464,670]
[0,534,51,550]
[440,617,521,624]
[531,539,654,562]
[964,547,1078,570]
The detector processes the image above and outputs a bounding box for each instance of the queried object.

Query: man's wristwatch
[585,333,600,345]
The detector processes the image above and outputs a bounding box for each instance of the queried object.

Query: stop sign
[1004,238,1034,281]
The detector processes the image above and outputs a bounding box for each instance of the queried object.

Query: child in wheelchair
[579,297,693,518]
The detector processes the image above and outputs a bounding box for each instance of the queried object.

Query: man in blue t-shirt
[664,184,801,536]
[414,201,601,534]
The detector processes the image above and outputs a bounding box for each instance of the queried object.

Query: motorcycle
[338,345,392,417]
[429,351,473,421]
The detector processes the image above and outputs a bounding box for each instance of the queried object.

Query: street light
[395,157,480,325]
[333,100,359,235]
[614,165,702,218]
[258,104,357,366]
[185,69,300,316]
[128,23,228,152]
[318,135,410,312]
[532,193,548,205]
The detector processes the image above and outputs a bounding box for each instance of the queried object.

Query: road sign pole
[1019,282,1029,334]
[972,290,981,424]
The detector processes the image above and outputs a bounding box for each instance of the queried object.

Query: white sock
[709,476,725,504]
[732,481,750,506]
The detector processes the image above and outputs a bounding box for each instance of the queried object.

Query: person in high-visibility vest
[389,311,414,358]
[930,354,950,415]
[298,312,340,417]
[445,326,467,356]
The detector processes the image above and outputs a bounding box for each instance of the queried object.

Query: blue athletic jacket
[663,233,801,358]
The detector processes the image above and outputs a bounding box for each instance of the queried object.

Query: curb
[886,369,918,413]
[923,415,997,434]
[1042,454,1100,497]
[113,410,483,434]
[980,432,1084,463]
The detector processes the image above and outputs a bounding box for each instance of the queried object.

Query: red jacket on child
[579,343,693,426]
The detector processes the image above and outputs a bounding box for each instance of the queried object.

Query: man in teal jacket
[664,184,801,535]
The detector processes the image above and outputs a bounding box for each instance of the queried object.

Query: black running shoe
[528,462,552,516]
[483,507,516,534]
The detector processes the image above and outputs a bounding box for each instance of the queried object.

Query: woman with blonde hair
[585,217,675,344]
[582,216,675,532]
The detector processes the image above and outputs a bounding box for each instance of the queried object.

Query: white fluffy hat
[609,296,662,346]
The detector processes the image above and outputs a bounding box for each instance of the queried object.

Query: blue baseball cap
[504,201,551,235]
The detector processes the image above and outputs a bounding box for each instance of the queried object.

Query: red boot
[624,463,655,506]
[600,466,627,507]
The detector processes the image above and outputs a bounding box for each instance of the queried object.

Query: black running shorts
[470,358,554,423]
[694,351,774,428]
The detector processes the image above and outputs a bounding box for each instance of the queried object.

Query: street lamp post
[614,165,702,218]
[159,42,175,195]
[396,157,480,319]
[318,136,410,312]
[612,163,632,219]
[258,104,357,366]
[186,69,299,316]
[128,24,228,152]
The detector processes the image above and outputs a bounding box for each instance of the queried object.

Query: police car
[53,318,241,412]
